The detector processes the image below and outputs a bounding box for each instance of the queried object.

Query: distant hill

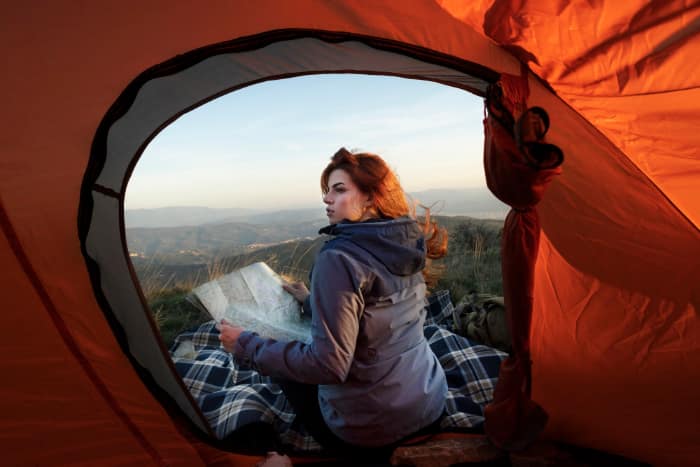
[136,237,326,291]
[124,206,266,228]
[133,214,505,299]
[126,217,327,262]
[125,188,507,228]
[407,188,508,219]
[211,208,325,225]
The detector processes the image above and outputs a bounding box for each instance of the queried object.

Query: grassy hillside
[127,218,326,263]
[433,216,502,299]
[134,215,503,347]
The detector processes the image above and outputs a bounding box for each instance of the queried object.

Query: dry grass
[135,218,503,346]
[137,242,320,346]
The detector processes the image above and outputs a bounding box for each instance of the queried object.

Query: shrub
[434,218,503,303]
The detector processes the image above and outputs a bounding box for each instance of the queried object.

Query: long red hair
[321,148,448,280]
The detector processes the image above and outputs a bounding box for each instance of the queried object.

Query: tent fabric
[439,0,700,227]
[1,1,698,466]
[481,72,564,449]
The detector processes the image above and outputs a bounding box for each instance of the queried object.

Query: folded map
[188,262,311,342]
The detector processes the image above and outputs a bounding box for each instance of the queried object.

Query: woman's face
[323,169,372,224]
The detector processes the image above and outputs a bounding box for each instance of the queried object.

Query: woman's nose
[323,193,332,204]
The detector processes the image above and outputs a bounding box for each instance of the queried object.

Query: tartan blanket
[170,290,507,452]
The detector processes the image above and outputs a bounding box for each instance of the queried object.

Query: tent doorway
[79,30,502,440]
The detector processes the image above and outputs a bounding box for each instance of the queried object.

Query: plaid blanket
[170,290,507,452]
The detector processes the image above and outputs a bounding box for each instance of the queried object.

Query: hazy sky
[125,74,486,210]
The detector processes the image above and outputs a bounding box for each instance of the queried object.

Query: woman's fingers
[282,281,309,303]
[218,323,245,353]
[283,281,303,291]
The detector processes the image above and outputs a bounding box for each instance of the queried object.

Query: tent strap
[481,65,563,451]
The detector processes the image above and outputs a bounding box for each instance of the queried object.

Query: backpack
[453,291,511,353]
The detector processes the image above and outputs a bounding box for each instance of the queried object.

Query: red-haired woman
[220,148,448,459]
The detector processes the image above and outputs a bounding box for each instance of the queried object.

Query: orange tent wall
[0,208,210,466]
[437,3,700,465]
[440,0,700,227]
[533,236,700,465]
[1,1,698,466]
[487,62,700,466]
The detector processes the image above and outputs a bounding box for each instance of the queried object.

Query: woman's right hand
[282,281,310,304]
[217,320,245,353]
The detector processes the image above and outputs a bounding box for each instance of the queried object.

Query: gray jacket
[233,217,447,446]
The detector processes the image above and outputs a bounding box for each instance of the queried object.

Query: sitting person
[219,147,449,459]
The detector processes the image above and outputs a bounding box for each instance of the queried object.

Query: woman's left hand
[218,320,245,353]
[282,281,310,304]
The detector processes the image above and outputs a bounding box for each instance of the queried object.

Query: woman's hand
[218,320,245,353]
[282,281,310,304]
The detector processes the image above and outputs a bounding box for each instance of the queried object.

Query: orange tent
[1,2,698,466]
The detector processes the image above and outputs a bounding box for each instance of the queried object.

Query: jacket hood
[319,217,426,276]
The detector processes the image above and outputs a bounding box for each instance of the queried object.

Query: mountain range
[125,188,507,228]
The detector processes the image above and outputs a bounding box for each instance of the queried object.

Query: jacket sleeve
[233,248,365,384]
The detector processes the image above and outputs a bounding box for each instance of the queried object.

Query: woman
[219,147,448,456]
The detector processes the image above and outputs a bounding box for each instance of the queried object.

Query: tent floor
[287,433,651,466]
[215,423,649,465]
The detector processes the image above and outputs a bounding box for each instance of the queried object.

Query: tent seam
[562,84,700,98]
[0,197,168,467]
